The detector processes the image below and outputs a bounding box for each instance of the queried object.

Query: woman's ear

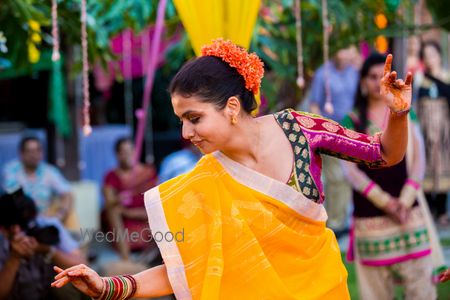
[224,96,242,120]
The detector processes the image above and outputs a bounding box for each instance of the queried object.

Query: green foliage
[0,0,443,110]
[0,0,180,72]
[252,0,406,109]
[426,0,450,31]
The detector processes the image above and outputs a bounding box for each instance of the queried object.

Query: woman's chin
[196,144,217,155]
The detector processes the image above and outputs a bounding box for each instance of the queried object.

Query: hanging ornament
[385,0,400,12]
[81,0,91,136]
[321,0,333,115]
[294,0,305,89]
[51,0,60,61]
[133,0,167,164]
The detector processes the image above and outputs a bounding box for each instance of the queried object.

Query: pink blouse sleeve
[291,111,387,168]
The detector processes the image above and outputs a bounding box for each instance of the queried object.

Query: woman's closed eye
[188,116,200,124]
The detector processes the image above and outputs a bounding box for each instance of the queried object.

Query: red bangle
[362,181,376,197]
[390,109,410,117]
[405,179,420,190]
[94,275,136,300]
[123,275,137,298]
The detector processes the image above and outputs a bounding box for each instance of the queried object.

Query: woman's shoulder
[273,108,331,122]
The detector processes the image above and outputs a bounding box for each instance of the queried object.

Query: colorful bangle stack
[93,275,137,300]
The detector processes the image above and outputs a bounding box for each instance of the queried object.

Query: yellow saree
[145,152,349,299]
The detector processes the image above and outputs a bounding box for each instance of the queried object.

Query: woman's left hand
[380,54,413,113]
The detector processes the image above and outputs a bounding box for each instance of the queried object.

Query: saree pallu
[145,152,350,300]
[354,206,431,266]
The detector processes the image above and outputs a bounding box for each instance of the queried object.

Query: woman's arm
[302,55,412,167]
[378,54,413,165]
[399,121,426,208]
[52,263,174,298]
[133,264,174,297]
[379,112,408,165]
[340,159,408,223]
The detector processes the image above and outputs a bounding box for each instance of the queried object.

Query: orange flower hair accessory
[201,38,264,95]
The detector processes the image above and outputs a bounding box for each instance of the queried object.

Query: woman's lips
[191,140,203,147]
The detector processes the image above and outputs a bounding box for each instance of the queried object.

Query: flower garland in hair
[201,38,264,95]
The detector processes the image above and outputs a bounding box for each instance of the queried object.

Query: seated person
[2,137,75,228]
[0,188,87,300]
[103,137,158,260]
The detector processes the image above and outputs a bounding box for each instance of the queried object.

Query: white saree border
[144,187,193,300]
[213,151,328,222]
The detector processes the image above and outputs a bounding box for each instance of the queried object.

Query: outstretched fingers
[389,71,397,83]
[51,267,93,288]
[51,276,71,288]
[405,72,413,86]
[384,54,393,76]
[54,264,87,280]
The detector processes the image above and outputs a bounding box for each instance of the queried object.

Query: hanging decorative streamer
[123,30,134,129]
[81,0,91,136]
[49,0,71,137]
[294,0,304,89]
[51,0,60,61]
[321,0,333,115]
[133,0,167,164]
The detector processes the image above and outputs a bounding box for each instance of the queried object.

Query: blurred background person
[341,53,436,300]
[1,136,76,229]
[308,46,359,236]
[0,188,87,300]
[417,40,450,226]
[158,140,202,183]
[406,35,425,76]
[102,137,158,260]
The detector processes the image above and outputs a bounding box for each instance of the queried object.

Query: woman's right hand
[51,264,104,298]
[380,54,413,113]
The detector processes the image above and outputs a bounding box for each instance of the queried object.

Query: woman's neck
[221,116,262,167]
[429,66,442,78]
[118,164,134,172]
[367,97,388,128]
[368,96,384,109]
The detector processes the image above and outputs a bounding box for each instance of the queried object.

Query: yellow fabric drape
[145,153,350,299]
[173,0,261,56]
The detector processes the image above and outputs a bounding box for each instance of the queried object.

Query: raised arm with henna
[379,54,413,166]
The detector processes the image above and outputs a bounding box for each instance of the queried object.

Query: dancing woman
[52,39,412,299]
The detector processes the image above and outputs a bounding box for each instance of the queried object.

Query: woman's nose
[182,123,194,140]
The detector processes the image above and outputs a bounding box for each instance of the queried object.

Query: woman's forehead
[172,95,212,116]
